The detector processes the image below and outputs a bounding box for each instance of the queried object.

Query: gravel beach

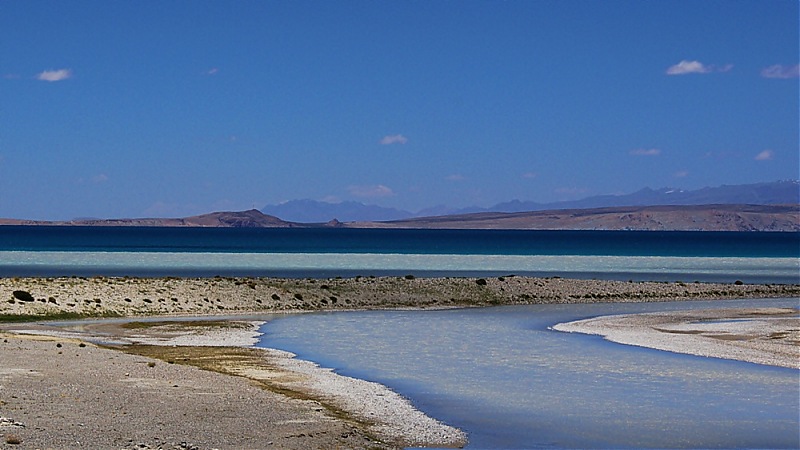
[1,276,798,448]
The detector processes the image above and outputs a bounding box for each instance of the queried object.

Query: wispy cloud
[754,149,774,161]
[206,67,219,75]
[380,134,408,145]
[629,148,661,156]
[347,184,394,198]
[36,68,72,82]
[445,174,465,181]
[521,172,537,179]
[673,170,689,178]
[319,195,341,204]
[554,187,589,196]
[92,174,109,183]
[761,64,800,79]
[666,60,732,75]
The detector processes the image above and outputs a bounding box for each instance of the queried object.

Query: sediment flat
[1,276,798,448]
[553,307,800,369]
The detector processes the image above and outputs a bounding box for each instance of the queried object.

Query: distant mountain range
[1,180,797,231]
[3,204,797,232]
[262,180,800,223]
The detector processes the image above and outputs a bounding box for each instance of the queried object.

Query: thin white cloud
[667,60,709,75]
[347,184,394,198]
[521,172,537,179]
[380,134,408,145]
[629,148,661,156]
[36,68,72,82]
[554,187,589,196]
[319,195,341,204]
[666,60,731,75]
[754,149,774,161]
[446,174,465,181]
[92,174,109,183]
[761,64,800,79]
[207,67,219,75]
[674,170,689,178]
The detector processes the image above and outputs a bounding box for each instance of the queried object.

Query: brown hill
[351,204,800,231]
[181,209,297,227]
[0,209,297,228]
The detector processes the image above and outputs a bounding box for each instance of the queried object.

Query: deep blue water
[259,299,800,449]
[0,226,797,256]
[0,227,797,282]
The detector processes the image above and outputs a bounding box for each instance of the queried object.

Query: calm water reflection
[259,298,800,449]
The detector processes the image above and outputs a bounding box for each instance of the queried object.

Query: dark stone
[12,290,35,302]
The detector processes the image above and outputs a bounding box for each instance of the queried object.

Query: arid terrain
[1,203,798,231]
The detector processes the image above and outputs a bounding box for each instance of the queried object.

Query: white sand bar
[553,307,800,369]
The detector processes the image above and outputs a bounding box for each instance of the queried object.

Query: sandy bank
[0,329,386,449]
[553,307,800,369]
[1,317,466,449]
[1,319,466,449]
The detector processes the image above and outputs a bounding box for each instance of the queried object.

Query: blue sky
[2,1,798,220]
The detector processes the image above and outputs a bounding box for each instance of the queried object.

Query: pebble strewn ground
[1,275,797,318]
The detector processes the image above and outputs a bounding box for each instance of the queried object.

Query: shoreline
[2,276,799,448]
[45,319,468,447]
[1,317,467,449]
[0,328,393,449]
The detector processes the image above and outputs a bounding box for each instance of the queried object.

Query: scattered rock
[11,290,34,302]
[0,417,25,427]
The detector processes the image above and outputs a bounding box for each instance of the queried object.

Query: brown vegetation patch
[652,328,705,335]
[707,334,753,341]
[119,320,252,331]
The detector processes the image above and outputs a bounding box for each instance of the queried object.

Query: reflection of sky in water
[260,299,800,449]
[0,251,798,283]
